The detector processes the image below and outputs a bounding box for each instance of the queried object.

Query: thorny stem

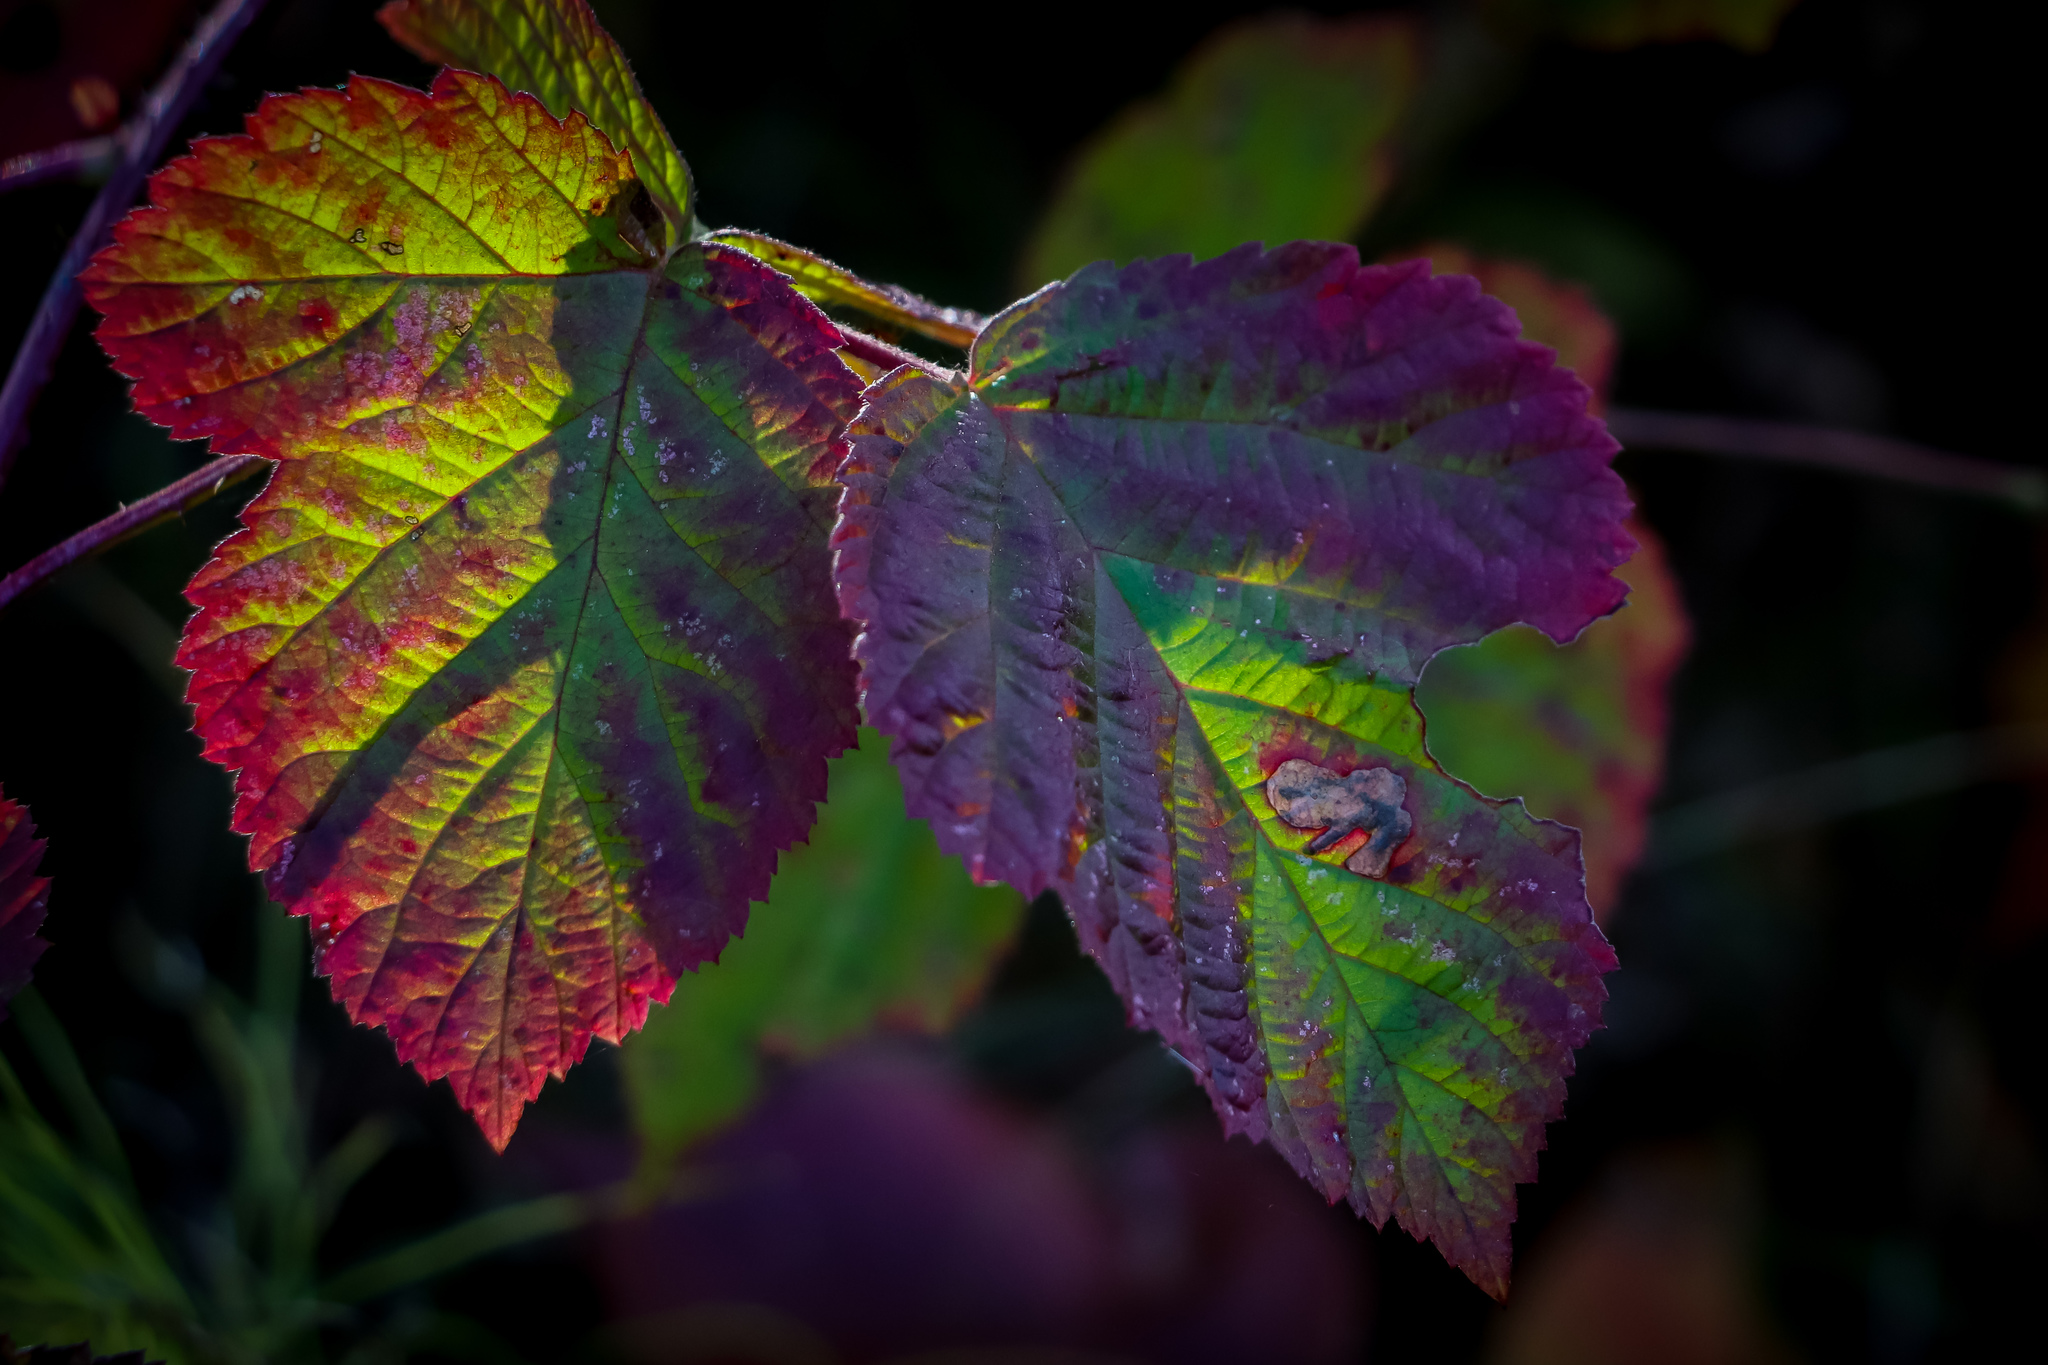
[0,135,120,193]
[0,454,265,617]
[0,0,268,493]
[1607,407,2047,514]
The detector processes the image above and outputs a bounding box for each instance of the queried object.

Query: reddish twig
[0,0,268,494]
[0,454,266,617]
[0,135,119,193]
[1607,407,2046,514]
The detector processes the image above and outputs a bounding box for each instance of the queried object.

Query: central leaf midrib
[541,267,668,906]
[1270,842,1495,1258]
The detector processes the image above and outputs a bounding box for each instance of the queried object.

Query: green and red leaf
[83,71,862,1148]
[0,787,52,1020]
[833,243,1629,1295]
[377,0,691,238]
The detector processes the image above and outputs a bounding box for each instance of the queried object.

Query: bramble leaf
[833,244,1630,1295]
[622,727,1023,1163]
[0,787,52,1020]
[83,71,862,1148]
[1394,243,1618,410]
[377,0,690,239]
[1020,14,1417,289]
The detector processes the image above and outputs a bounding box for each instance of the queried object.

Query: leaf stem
[0,0,268,494]
[1607,407,2047,514]
[0,453,266,617]
[1643,722,2048,869]
[709,229,987,349]
[0,135,120,193]
[836,324,958,382]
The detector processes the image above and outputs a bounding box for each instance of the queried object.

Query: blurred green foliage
[1395,180,1694,345]
[1420,530,1691,916]
[1,990,190,1362]
[0,905,575,1363]
[623,729,1024,1165]
[1020,13,1418,288]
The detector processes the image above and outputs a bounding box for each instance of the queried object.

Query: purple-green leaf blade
[833,243,1629,1295]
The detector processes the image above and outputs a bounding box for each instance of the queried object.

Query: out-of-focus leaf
[0,786,51,1020]
[1420,526,1688,918]
[602,1045,1371,1359]
[1407,182,1693,345]
[83,72,862,1149]
[1400,247,1688,919]
[1019,14,1418,289]
[623,728,1024,1162]
[377,0,691,240]
[833,243,1630,1296]
[1484,1143,1800,1365]
[1487,0,1800,51]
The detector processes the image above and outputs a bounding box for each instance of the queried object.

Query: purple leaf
[832,243,1631,1296]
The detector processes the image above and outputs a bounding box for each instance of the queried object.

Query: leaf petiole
[709,229,988,349]
[0,454,267,618]
[1608,407,2047,513]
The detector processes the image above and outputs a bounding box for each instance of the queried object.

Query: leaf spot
[1266,759,1414,879]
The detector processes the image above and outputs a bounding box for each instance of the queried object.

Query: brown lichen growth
[1265,759,1413,878]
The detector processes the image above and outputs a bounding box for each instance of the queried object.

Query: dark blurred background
[0,1,2041,1361]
